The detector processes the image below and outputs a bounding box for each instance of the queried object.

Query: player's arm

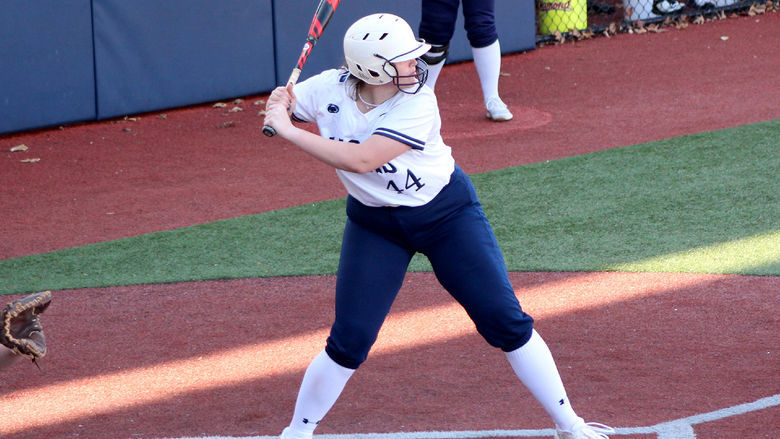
[278,123,409,173]
[264,85,409,173]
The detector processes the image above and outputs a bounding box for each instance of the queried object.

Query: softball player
[418,0,513,121]
[263,13,612,439]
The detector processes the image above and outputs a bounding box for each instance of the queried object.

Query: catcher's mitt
[1,291,52,363]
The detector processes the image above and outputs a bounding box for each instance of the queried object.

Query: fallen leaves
[216,121,236,129]
[631,22,668,34]
[673,15,690,30]
[604,22,619,37]
[9,144,39,163]
[210,96,270,130]
[569,28,597,40]
[748,2,767,15]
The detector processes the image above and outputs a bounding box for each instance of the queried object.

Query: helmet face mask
[383,57,429,95]
[344,13,431,94]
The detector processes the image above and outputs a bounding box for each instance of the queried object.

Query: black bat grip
[262,125,277,137]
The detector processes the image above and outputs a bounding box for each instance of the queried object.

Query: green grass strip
[608,231,780,273]
[1,120,778,295]
[469,119,779,275]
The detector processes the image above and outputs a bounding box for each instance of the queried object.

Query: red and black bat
[263,0,340,137]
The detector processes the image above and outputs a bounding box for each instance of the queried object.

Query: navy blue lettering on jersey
[329,137,360,144]
[375,162,398,174]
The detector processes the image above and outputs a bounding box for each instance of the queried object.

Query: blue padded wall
[0,0,534,135]
[272,0,536,85]
[92,0,276,119]
[0,1,96,134]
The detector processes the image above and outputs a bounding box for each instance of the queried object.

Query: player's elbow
[341,160,377,174]
[337,137,404,174]
[338,150,382,174]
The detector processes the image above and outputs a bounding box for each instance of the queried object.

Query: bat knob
[262,125,277,137]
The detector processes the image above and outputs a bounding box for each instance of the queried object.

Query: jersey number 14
[387,169,425,194]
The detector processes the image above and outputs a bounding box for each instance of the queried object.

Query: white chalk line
[161,393,780,439]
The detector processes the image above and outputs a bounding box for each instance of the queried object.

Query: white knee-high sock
[425,58,446,90]
[285,350,355,436]
[471,40,502,103]
[504,329,582,430]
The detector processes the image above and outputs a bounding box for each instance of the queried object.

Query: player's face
[390,58,428,94]
[394,59,418,83]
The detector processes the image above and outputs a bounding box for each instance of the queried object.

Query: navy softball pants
[325,165,534,370]
[419,0,498,48]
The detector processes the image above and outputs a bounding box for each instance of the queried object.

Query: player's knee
[465,25,498,49]
[421,43,450,66]
[324,345,363,370]
[325,324,378,369]
[476,311,535,352]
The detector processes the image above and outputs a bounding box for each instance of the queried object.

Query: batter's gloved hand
[1,291,52,365]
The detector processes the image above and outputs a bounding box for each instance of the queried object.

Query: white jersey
[292,69,455,207]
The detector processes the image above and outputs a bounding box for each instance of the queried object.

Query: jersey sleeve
[373,91,438,150]
[289,74,319,123]
[290,69,346,123]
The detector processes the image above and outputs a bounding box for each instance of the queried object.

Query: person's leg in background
[462,0,513,121]
[419,0,460,89]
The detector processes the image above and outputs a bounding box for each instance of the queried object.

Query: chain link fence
[535,0,776,42]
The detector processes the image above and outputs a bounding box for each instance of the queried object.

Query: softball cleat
[486,97,513,121]
[554,419,615,439]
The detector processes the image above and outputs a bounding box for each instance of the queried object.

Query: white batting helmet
[343,13,431,89]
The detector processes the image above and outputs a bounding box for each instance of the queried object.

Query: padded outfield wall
[0,0,535,135]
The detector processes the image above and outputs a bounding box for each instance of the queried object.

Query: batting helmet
[343,13,431,92]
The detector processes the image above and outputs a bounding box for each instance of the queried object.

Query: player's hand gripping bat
[263,0,340,137]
